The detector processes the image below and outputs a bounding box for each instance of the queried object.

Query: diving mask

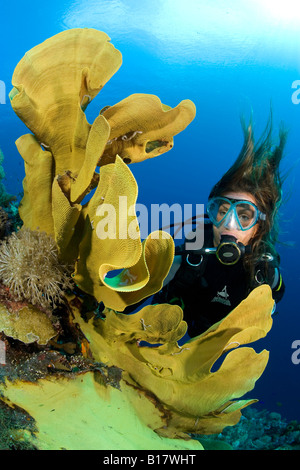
[207,196,266,231]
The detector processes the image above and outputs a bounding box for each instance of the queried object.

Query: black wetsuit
[152,223,285,337]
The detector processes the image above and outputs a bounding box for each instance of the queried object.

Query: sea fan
[0,228,73,308]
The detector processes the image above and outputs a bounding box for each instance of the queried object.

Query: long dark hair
[209,115,287,281]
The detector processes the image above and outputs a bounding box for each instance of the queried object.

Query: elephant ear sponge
[0,229,72,309]
[9,28,122,178]
[99,93,196,165]
[70,284,274,439]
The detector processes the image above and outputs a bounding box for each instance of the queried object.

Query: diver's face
[212,191,259,246]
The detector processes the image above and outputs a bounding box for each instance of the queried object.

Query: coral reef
[0,28,278,450]
[0,208,10,239]
[0,149,16,210]
[0,399,37,450]
[0,302,57,345]
[0,149,20,236]
[195,406,300,450]
[0,229,72,309]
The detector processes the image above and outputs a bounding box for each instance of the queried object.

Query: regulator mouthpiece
[183,235,250,267]
[216,235,246,265]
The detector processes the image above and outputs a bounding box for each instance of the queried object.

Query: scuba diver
[151,118,286,337]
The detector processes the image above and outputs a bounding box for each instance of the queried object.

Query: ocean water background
[0,0,299,422]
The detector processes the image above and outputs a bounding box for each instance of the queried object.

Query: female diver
[152,118,286,337]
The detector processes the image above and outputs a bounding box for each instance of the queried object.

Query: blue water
[0,0,300,421]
